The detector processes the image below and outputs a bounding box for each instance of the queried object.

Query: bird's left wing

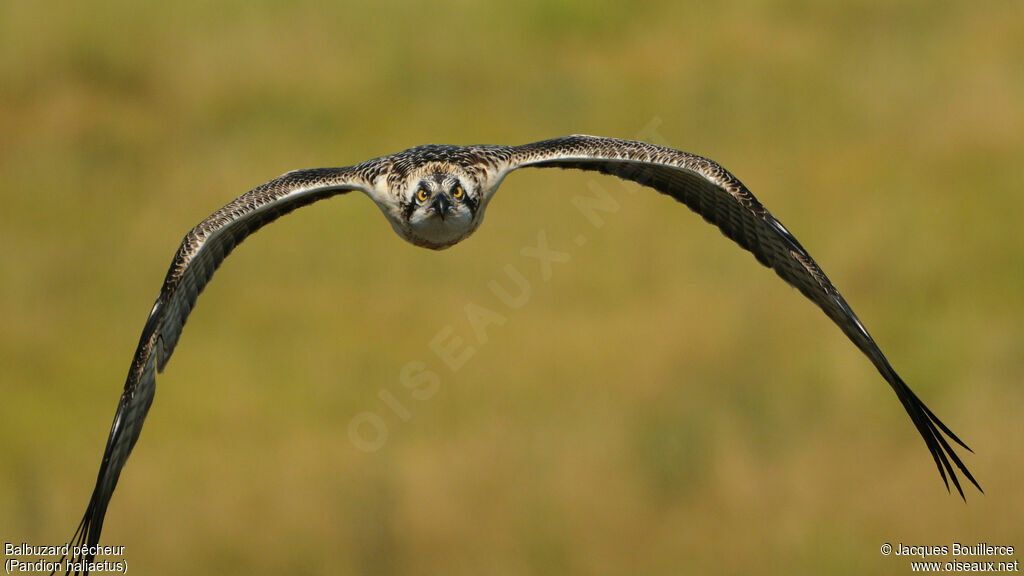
[496,134,978,497]
[57,166,374,574]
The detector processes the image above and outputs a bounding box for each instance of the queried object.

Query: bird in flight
[56,135,979,574]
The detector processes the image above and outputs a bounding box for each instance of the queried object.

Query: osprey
[57,135,979,573]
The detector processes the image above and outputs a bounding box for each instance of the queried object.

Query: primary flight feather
[56,135,979,574]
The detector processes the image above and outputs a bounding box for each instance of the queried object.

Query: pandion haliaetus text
[57,135,979,574]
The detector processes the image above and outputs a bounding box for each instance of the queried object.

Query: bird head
[395,171,483,249]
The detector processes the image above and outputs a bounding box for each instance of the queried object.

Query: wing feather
[503,135,979,497]
[56,167,372,575]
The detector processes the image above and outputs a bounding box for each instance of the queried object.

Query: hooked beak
[430,193,451,220]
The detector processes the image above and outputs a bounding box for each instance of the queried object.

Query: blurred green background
[2,1,1022,574]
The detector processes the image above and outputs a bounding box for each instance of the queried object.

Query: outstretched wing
[58,167,374,574]
[501,134,979,497]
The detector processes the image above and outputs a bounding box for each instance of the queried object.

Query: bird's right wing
[57,166,375,575]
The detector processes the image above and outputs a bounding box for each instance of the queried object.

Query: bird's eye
[416,188,430,202]
[451,185,465,199]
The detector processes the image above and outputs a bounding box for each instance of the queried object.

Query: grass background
[2,1,1022,574]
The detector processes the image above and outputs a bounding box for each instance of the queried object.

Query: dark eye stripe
[463,191,478,213]
[401,199,417,221]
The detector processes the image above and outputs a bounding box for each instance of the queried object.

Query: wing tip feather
[890,374,981,499]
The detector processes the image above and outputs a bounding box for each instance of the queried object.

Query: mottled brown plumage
[56,135,978,575]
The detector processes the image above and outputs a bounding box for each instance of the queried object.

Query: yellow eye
[452,185,464,199]
[416,188,430,202]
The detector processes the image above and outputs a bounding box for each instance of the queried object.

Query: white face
[399,173,481,249]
